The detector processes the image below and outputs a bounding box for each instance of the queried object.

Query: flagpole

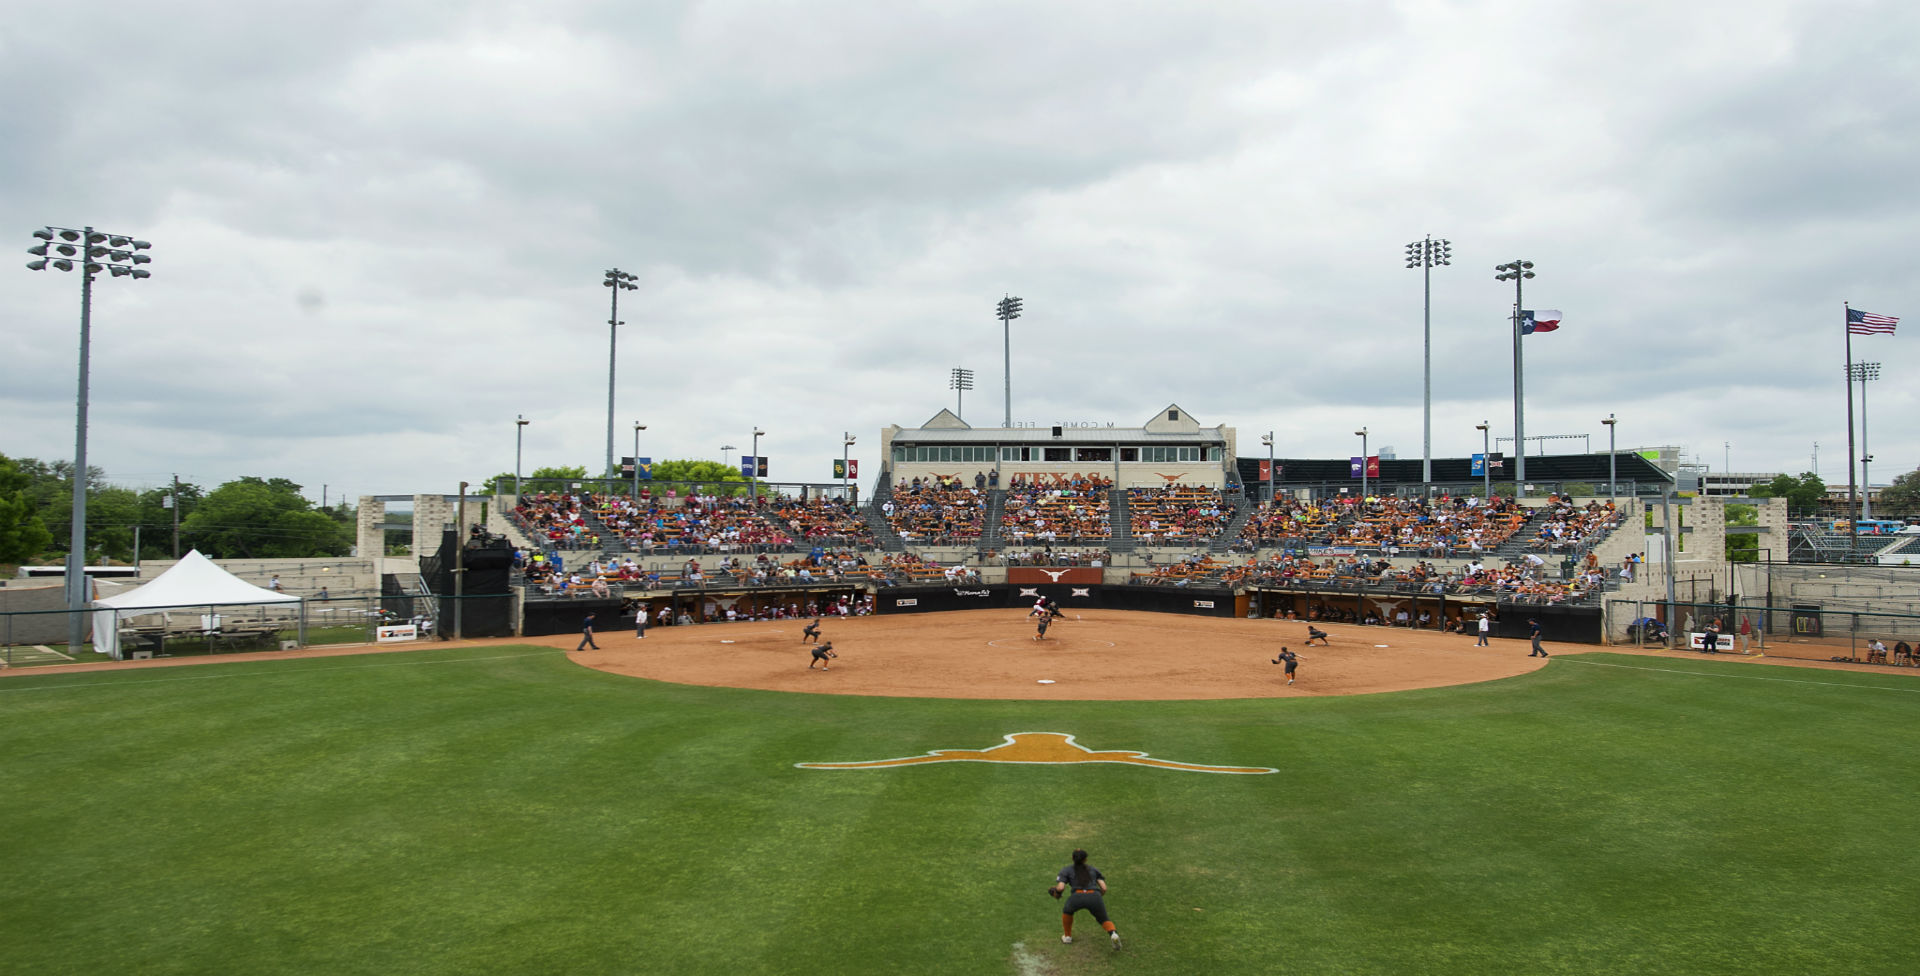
[1844,302,1857,554]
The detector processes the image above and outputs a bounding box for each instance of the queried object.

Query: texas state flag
[1521,309,1562,335]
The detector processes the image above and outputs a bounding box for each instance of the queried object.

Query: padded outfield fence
[1607,598,1920,665]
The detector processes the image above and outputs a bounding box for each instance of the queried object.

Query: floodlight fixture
[601,266,639,478]
[23,222,155,650]
[1494,257,1538,496]
[997,295,1024,427]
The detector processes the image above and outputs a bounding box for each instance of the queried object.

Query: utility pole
[997,296,1022,428]
[1493,259,1536,498]
[171,474,180,558]
[1405,236,1451,491]
[454,482,467,642]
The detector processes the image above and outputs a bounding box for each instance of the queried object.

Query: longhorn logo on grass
[795,732,1276,774]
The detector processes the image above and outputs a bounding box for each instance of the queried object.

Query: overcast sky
[4,0,1915,504]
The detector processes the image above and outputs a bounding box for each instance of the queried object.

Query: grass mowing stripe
[1560,656,1920,694]
[0,650,560,692]
[2,648,1916,974]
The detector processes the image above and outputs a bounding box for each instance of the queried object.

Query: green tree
[1748,472,1826,517]
[1876,467,1920,517]
[651,460,753,495]
[131,483,205,559]
[181,477,351,558]
[0,454,53,563]
[1725,503,1759,562]
[511,465,591,494]
[84,485,142,561]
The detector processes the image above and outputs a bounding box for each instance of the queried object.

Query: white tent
[92,550,301,659]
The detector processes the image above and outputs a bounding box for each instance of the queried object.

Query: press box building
[882,404,1237,489]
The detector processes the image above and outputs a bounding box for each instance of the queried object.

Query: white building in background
[881,404,1237,489]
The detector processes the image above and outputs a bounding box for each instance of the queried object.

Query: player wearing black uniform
[808,641,836,670]
[802,618,822,644]
[1033,613,1052,641]
[1048,849,1120,949]
[1304,625,1330,646]
[1271,646,1299,684]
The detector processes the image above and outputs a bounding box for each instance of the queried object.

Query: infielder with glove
[1048,849,1120,949]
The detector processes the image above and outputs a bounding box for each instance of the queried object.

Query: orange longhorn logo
[1155,472,1188,482]
[795,732,1276,774]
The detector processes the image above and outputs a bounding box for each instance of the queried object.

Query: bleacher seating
[1000,476,1112,543]
[884,477,986,545]
[1127,485,1228,546]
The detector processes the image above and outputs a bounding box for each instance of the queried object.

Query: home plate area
[574,608,1548,701]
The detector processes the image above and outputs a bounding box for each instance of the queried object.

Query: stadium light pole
[949,367,974,421]
[996,296,1022,428]
[750,427,764,500]
[632,423,647,499]
[721,444,736,472]
[26,224,153,651]
[1852,363,1880,519]
[1601,414,1617,504]
[1493,259,1536,499]
[1406,236,1451,491]
[1260,432,1275,505]
[842,432,856,500]
[515,415,530,497]
[1355,427,1369,501]
[1475,421,1491,500]
[603,268,638,482]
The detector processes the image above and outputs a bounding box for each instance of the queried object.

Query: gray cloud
[3,1,1916,501]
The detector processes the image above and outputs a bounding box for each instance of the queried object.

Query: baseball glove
[1049,886,1063,900]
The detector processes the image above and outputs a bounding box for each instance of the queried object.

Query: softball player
[1271,647,1299,684]
[1048,849,1120,949]
[802,618,822,644]
[808,641,836,670]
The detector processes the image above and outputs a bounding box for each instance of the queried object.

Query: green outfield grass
[2,648,1915,975]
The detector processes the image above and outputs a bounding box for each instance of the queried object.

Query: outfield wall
[880,583,1238,617]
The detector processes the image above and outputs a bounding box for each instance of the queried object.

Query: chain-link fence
[0,596,422,668]
[1607,597,1920,665]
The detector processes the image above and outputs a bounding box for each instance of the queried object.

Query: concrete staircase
[981,489,1006,551]
[1107,491,1135,552]
[1208,495,1253,554]
[865,481,907,553]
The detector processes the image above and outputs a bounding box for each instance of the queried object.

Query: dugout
[521,584,869,634]
[1249,585,1602,643]
[881,583,1237,617]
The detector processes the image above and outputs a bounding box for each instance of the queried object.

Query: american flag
[1847,308,1899,335]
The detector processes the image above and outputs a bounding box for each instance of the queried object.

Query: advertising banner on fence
[376,624,418,643]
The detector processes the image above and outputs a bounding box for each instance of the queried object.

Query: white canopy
[92,550,300,658]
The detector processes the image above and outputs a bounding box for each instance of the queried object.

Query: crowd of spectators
[884,476,986,544]
[1235,493,1534,557]
[1130,553,1246,587]
[770,495,876,547]
[1001,477,1112,543]
[1237,552,1607,604]
[596,492,795,554]
[998,548,1110,567]
[874,551,982,586]
[1128,485,1230,546]
[514,492,602,550]
[1525,496,1626,553]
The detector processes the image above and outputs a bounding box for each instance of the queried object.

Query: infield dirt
[572,609,1549,700]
